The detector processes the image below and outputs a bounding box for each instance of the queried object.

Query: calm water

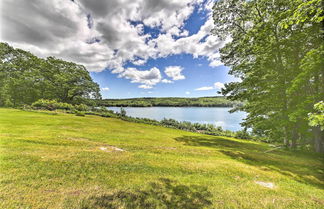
[108,107,246,131]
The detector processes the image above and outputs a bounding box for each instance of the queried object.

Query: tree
[213,0,323,152]
[120,108,127,117]
[0,42,101,106]
[44,57,101,103]
[309,101,324,131]
[308,101,324,152]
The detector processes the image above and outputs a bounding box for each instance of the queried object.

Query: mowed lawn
[0,108,323,209]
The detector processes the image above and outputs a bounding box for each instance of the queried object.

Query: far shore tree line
[98,97,241,107]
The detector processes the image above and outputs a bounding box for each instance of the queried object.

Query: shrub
[75,104,89,111]
[56,102,74,110]
[98,106,108,112]
[120,108,126,117]
[235,130,251,139]
[32,99,74,111]
[32,99,58,110]
[4,99,14,107]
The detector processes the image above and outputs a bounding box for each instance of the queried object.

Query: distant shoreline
[105,105,235,107]
[98,96,242,108]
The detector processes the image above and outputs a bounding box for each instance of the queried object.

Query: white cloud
[195,82,224,91]
[139,85,153,89]
[195,86,214,91]
[214,82,225,89]
[164,66,185,80]
[1,0,227,88]
[161,79,173,83]
[209,60,223,67]
[185,91,191,95]
[120,67,162,89]
[101,87,110,91]
[132,59,146,66]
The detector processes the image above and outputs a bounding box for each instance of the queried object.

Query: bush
[32,99,92,112]
[120,108,126,117]
[32,99,74,111]
[235,130,251,139]
[75,104,89,111]
[32,99,58,110]
[56,102,74,110]
[4,99,14,107]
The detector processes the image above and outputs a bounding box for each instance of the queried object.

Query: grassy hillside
[0,108,323,209]
[99,96,241,107]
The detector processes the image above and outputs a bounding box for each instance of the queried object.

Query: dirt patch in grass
[99,146,125,152]
[255,181,275,189]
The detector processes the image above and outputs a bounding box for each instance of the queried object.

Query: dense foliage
[99,96,241,107]
[213,0,324,152]
[31,99,90,112]
[0,43,101,107]
[308,101,324,131]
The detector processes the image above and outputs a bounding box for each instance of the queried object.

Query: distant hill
[98,96,242,107]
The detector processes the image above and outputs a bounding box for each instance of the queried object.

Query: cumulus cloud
[195,82,225,91]
[161,79,173,84]
[101,87,110,91]
[185,91,191,95]
[214,82,225,89]
[1,0,226,88]
[164,66,185,81]
[195,86,214,91]
[119,67,162,89]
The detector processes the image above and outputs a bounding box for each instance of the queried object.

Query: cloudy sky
[1,0,237,98]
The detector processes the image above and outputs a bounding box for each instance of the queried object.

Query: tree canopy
[213,0,324,152]
[99,97,240,107]
[0,42,101,106]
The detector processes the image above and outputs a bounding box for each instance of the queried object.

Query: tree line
[0,42,101,107]
[99,97,241,107]
[214,0,324,152]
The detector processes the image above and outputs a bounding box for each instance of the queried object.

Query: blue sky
[91,55,235,98]
[1,0,238,99]
[88,1,236,99]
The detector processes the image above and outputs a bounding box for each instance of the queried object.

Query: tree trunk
[284,126,290,147]
[291,127,298,149]
[312,127,324,153]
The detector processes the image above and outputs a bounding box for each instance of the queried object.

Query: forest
[99,97,240,107]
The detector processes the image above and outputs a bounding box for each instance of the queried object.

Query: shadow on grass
[79,178,212,209]
[175,135,324,189]
[16,139,64,146]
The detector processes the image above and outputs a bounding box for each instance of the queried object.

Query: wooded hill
[99,96,241,107]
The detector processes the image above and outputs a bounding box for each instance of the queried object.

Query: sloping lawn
[0,108,323,208]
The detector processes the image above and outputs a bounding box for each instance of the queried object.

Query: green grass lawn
[0,108,323,208]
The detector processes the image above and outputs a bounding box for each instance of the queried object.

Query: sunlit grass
[0,108,323,208]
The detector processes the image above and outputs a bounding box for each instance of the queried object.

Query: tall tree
[0,43,101,106]
[213,0,324,152]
